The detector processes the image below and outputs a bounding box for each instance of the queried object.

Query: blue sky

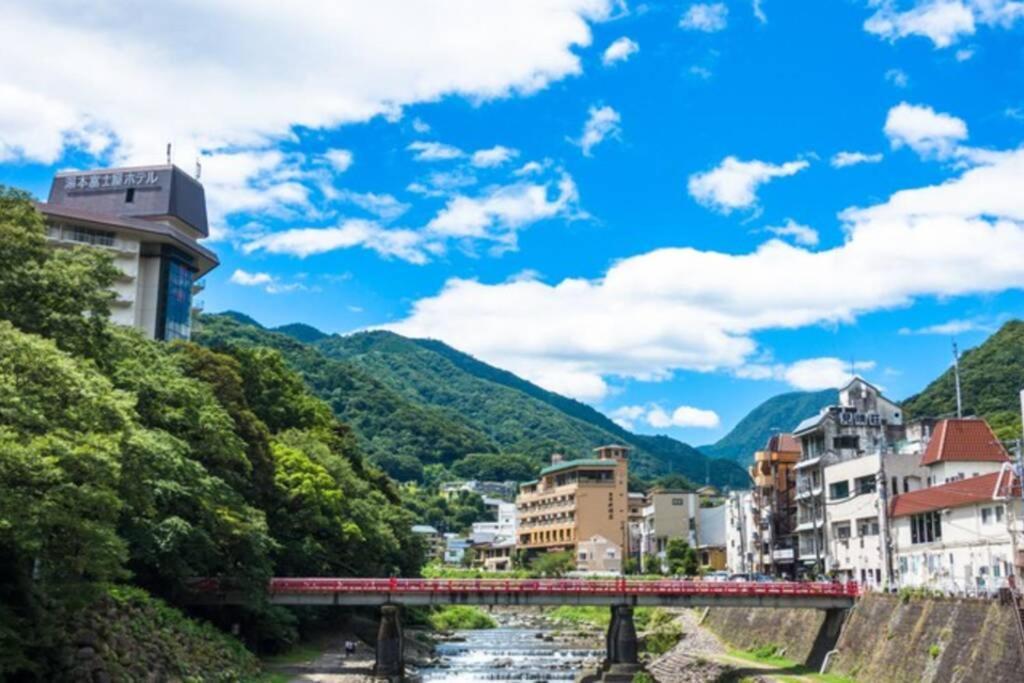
[2,1,1024,446]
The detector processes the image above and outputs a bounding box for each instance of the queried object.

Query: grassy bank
[725,646,855,683]
[428,606,497,630]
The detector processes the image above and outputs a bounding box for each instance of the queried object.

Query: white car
[704,570,731,582]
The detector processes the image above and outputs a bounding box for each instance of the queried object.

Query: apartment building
[516,445,629,560]
[38,165,217,341]
[627,491,646,567]
[749,433,801,577]
[890,418,1023,593]
[697,503,728,571]
[793,377,904,576]
[638,490,699,572]
[724,491,757,574]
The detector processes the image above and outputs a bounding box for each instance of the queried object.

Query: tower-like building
[37,165,218,340]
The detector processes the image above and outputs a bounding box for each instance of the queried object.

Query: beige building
[576,534,623,573]
[639,490,699,572]
[516,445,630,561]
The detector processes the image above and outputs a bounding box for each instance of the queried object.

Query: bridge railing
[256,577,860,598]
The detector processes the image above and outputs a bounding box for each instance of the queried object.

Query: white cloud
[514,160,548,176]
[407,141,465,161]
[323,148,354,173]
[612,404,720,430]
[885,68,909,87]
[576,105,622,156]
[753,0,768,23]
[955,47,975,60]
[243,219,429,264]
[0,2,616,228]
[764,219,819,246]
[411,117,431,133]
[688,156,809,213]
[884,102,968,158]
[384,146,1024,401]
[229,269,306,294]
[898,318,992,335]
[680,3,729,31]
[649,405,722,429]
[831,151,884,168]
[335,189,410,221]
[865,0,976,47]
[426,173,580,250]
[689,65,714,80]
[864,1,1024,49]
[780,358,876,391]
[471,145,520,168]
[602,37,639,66]
[230,269,274,286]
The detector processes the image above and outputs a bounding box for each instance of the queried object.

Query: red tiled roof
[767,433,800,453]
[919,418,1010,466]
[890,470,1020,517]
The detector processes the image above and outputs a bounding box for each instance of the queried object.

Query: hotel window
[66,226,115,247]
[857,517,879,536]
[910,511,942,545]
[829,480,850,500]
[832,522,851,540]
[854,475,876,495]
[161,260,193,340]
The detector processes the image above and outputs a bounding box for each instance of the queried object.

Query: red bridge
[194,578,858,676]
[197,577,859,609]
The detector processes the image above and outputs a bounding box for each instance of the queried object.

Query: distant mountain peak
[274,322,329,344]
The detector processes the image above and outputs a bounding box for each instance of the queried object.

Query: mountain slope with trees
[215,321,748,487]
[699,389,838,463]
[902,320,1024,440]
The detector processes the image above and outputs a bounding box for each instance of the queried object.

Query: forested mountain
[0,189,423,677]
[699,389,837,463]
[201,317,749,488]
[903,320,1024,440]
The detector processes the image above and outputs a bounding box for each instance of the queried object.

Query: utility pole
[953,340,963,418]
[877,430,895,591]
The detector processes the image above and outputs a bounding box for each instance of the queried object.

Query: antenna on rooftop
[952,339,963,418]
[195,158,202,180]
[166,143,172,165]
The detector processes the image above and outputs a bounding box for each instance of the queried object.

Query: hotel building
[516,445,630,560]
[37,165,218,341]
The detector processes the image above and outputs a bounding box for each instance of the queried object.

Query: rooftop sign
[63,170,162,192]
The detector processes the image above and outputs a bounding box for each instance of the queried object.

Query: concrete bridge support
[807,607,848,672]
[602,604,640,682]
[374,604,404,680]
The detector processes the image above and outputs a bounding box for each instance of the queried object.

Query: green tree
[452,452,538,481]
[665,539,699,576]
[529,550,575,577]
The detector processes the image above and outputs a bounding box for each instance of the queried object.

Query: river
[418,613,604,682]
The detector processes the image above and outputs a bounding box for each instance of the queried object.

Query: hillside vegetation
[903,320,1024,439]
[700,389,837,463]
[0,188,423,678]
[208,319,748,488]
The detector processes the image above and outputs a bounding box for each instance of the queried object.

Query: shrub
[428,606,497,631]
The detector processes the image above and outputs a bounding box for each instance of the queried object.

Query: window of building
[996,505,1004,522]
[857,517,879,536]
[854,475,876,495]
[829,480,850,500]
[892,477,899,496]
[833,435,859,450]
[832,522,851,540]
[982,507,992,525]
[66,226,115,247]
[160,260,193,340]
[910,511,942,544]
[125,187,135,203]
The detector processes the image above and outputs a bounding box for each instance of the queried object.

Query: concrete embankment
[701,592,1024,682]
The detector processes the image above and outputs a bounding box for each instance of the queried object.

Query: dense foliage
[227,320,748,487]
[903,321,1024,440]
[699,389,838,463]
[0,190,424,678]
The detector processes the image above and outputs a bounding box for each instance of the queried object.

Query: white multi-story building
[793,377,904,577]
[891,418,1024,594]
[724,491,757,574]
[38,165,217,341]
[639,490,699,572]
[470,500,518,544]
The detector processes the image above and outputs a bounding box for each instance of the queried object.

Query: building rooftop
[919,418,1011,466]
[890,469,1019,517]
[539,458,617,476]
[411,524,440,535]
[793,411,827,435]
[766,433,801,453]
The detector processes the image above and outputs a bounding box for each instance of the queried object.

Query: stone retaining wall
[702,605,825,663]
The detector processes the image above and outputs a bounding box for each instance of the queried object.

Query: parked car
[704,570,731,582]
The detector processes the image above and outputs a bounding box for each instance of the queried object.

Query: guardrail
[192,577,860,598]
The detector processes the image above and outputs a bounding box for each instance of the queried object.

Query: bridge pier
[602,604,640,681]
[807,607,848,672]
[374,604,404,680]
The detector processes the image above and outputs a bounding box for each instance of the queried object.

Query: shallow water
[419,623,603,682]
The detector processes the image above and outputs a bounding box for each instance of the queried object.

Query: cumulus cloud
[764,219,819,246]
[471,145,520,168]
[611,404,720,430]
[753,0,768,23]
[229,269,306,294]
[898,318,993,335]
[884,102,968,158]
[831,151,884,168]
[602,37,639,65]
[885,68,909,87]
[0,1,616,225]
[864,1,1024,48]
[688,156,809,213]
[323,148,354,172]
[680,3,729,31]
[576,105,622,156]
[780,358,877,391]
[243,219,429,263]
[407,141,465,161]
[411,118,431,134]
[335,189,410,222]
[384,146,1024,400]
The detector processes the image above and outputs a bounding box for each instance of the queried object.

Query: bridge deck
[195,578,859,609]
